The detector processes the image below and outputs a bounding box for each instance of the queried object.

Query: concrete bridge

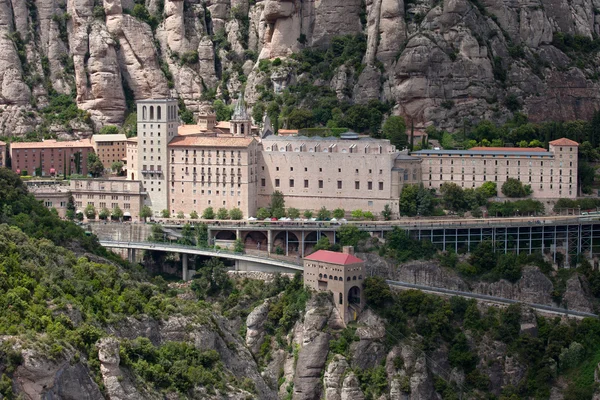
[99,240,302,280]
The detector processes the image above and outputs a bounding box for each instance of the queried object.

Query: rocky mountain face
[2,0,600,137]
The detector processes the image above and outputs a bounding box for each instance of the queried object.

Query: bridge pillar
[182,253,189,281]
[207,228,212,245]
[268,230,273,254]
[301,231,305,258]
[127,248,136,263]
[236,229,241,241]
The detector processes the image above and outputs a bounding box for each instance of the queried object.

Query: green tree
[579,141,599,162]
[287,108,314,129]
[161,209,171,218]
[337,225,369,247]
[257,207,271,219]
[112,205,124,221]
[469,241,497,273]
[383,116,407,149]
[317,207,331,220]
[578,161,596,194]
[313,236,331,251]
[98,207,110,220]
[234,238,244,253]
[214,100,233,121]
[495,253,522,282]
[363,276,393,309]
[66,195,76,220]
[363,211,375,220]
[140,205,152,222]
[176,211,185,219]
[217,208,229,220]
[191,258,232,299]
[332,208,345,219]
[381,204,392,221]
[287,208,300,219]
[84,203,96,220]
[229,208,243,220]
[501,178,532,198]
[196,223,209,247]
[252,102,265,125]
[303,210,313,219]
[477,181,498,198]
[111,161,124,175]
[180,223,195,245]
[269,191,286,219]
[202,207,215,219]
[351,209,364,220]
[440,182,467,211]
[99,125,119,135]
[189,210,199,219]
[87,153,104,177]
[399,184,434,216]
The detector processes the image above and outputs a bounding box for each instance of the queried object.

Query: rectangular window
[355,181,360,190]
[275,179,280,187]
[289,179,294,188]
[318,180,323,189]
[368,181,373,190]
[379,182,384,190]
[304,179,309,188]
[261,178,265,187]
[337,180,342,189]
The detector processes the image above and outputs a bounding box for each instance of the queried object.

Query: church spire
[231,92,251,136]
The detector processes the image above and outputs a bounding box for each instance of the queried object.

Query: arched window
[347,277,350,281]
[157,106,162,120]
[329,275,333,279]
[353,276,357,280]
[334,276,338,281]
[339,293,343,305]
[358,275,362,280]
[319,273,322,279]
[142,106,147,120]
[150,106,154,120]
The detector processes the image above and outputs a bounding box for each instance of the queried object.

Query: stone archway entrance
[215,231,236,240]
[348,286,361,305]
[273,231,300,255]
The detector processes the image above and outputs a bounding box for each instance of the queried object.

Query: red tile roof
[304,250,363,265]
[549,138,579,146]
[10,138,93,149]
[469,147,546,152]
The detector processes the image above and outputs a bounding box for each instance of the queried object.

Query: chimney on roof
[342,246,354,255]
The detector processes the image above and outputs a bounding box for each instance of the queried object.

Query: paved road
[386,279,598,319]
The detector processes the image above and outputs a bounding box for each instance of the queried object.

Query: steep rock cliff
[3,0,600,137]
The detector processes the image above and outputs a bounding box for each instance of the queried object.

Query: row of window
[267,178,385,190]
[75,194,131,200]
[318,273,362,281]
[433,159,574,167]
[267,144,386,154]
[431,168,573,175]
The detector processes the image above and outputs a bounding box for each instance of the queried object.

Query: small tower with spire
[230,94,251,136]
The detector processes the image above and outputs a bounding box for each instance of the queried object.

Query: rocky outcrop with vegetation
[3,0,600,138]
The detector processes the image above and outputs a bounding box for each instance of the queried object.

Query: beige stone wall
[169,141,259,218]
[29,187,70,218]
[70,179,144,220]
[257,137,407,216]
[417,147,578,199]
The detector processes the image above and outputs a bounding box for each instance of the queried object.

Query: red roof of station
[304,250,363,265]
[549,138,579,146]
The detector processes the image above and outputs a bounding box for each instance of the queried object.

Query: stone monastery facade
[128,99,578,219]
[8,98,579,220]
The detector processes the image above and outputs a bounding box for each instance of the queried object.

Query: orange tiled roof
[470,147,547,152]
[10,138,93,149]
[169,135,254,148]
[549,138,579,146]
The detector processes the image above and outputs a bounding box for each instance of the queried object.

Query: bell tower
[230,94,251,136]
